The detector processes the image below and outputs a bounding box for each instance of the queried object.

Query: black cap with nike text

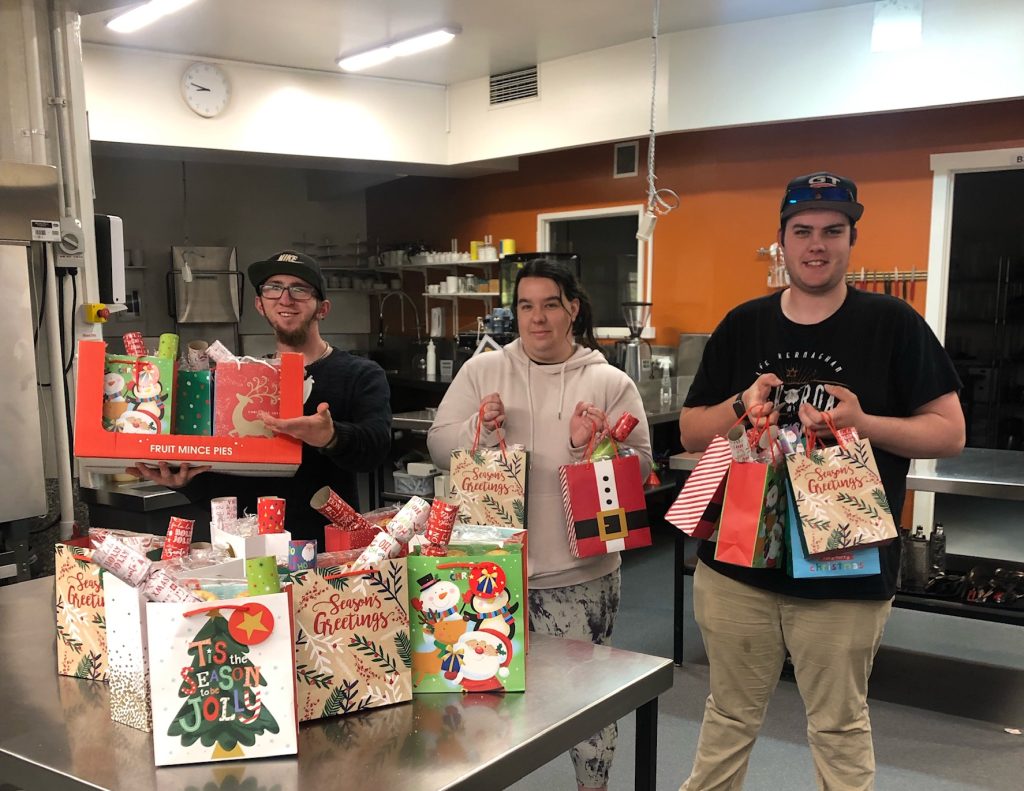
[248,250,326,299]
[780,172,864,224]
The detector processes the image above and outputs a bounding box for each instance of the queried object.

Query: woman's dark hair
[512,258,600,352]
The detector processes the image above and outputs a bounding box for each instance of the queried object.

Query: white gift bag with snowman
[103,354,176,434]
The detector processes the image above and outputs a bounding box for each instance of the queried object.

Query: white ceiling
[80,0,874,85]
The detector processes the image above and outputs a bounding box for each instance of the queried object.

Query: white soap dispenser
[426,338,437,381]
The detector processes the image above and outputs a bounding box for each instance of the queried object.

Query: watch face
[181,62,230,118]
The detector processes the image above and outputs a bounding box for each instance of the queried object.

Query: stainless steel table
[907,447,1024,501]
[0,577,672,791]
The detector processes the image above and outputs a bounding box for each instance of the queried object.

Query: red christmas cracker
[609,411,640,442]
[309,486,375,532]
[123,331,147,357]
[161,516,194,560]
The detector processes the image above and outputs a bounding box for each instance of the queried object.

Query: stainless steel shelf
[907,448,1024,501]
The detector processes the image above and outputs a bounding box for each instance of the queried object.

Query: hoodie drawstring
[556,360,568,420]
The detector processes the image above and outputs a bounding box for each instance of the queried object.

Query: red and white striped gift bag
[665,435,731,539]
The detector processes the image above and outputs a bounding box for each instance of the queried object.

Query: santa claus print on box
[102,354,176,434]
[214,360,281,438]
[146,592,298,766]
[408,544,526,693]
[288,558,412,722]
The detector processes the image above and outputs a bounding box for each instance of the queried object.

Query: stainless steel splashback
[676,333,711,377]
[170,246,241,324]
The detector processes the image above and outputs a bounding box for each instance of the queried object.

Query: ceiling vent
[489,66,538,105]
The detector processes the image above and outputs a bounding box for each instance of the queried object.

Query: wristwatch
[732,394,749,424]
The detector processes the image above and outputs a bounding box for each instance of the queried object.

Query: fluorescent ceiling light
[338,26,460,72]
[107,0,199,34]
[871,0,922,52]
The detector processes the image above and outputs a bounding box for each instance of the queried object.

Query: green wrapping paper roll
[157,333,179,361]
[246,555,281,596]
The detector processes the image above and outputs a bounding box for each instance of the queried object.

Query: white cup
[446,275,459,294]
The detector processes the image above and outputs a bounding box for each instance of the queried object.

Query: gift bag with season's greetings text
[560,450,651,559]
[103,354,176,435]
[784,479,881,579]
[213,358,281,438]
[146,590,298,766]
[665,435,730,539]
[173,370,212,436]
[449,414,527,529]
[288,557,412,722]
[55,538,108,680]
[785,420,898,557]
[407,542,526,694]
[715,452,787,569]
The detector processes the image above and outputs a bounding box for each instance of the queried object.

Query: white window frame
[536,204,654,339]
[913,145,1024,532]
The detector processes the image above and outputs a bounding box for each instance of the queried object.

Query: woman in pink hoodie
[428,258,652,791]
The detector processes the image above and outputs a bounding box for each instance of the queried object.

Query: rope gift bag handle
[474,401,509,463]
[582,414,619,460]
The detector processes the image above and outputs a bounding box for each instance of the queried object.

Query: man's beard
[268,312,317,347]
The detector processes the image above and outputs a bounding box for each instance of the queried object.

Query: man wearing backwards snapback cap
[678,173,964,790]
[129,250,391,540]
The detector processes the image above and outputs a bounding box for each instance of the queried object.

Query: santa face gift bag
[785,417,898,557]
[146,591,298,766]
[448,410,528,529]
[288,558,412,722]
[407,544,526,694]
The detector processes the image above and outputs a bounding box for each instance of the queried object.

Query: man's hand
[261,402,335,448]
[570,400,607,449]
[125,461,211,488]
[798,384,865,437]
[479,393,506,431]
[741,373,783,429]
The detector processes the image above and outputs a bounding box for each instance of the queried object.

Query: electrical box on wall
[95,214,125,304]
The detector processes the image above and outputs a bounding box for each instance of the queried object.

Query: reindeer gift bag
[213,358,281,438]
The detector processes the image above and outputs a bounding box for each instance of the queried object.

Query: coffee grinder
[618,301,653,381]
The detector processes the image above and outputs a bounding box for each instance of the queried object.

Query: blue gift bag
[784,480,880,579]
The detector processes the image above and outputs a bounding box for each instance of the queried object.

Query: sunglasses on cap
[783,185,856,207]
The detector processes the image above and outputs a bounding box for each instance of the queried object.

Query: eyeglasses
[259,283,316,301]
[784,186,855,206]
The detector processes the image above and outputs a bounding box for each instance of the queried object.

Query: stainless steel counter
[79,479,190,512]
[907,447,1024,501]
[0,577,672,791]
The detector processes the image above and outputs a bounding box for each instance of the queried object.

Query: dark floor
[510,516,1024,791]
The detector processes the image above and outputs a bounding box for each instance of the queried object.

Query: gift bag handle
[473,402,509,461]
[821,412,849,448]
[582,418,618,460]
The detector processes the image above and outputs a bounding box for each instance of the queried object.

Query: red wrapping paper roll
[123,331,147,357]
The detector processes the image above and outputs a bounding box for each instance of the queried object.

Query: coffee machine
[617,301,653,381]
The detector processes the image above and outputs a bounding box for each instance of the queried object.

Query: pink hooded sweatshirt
[427,339,652,589]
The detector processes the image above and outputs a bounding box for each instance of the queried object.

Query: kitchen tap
[378,291,423,347]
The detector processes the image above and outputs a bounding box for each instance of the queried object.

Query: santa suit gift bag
[146,590,298,766]
[288,557,412,722]
[407,543,526,694]
[448,406,528,529]
[559,429,651,559]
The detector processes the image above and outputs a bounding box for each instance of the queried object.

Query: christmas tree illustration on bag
[168,603,280,759]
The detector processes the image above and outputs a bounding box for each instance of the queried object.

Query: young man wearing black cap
[130,250,391,539]
[677,173,964,790]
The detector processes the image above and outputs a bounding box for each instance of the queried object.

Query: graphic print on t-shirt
[756,349,846,433]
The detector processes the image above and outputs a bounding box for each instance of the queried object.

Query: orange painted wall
[367,99,1024,343]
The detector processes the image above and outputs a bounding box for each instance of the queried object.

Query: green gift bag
[407,542,526,694]
[173,370,212,435]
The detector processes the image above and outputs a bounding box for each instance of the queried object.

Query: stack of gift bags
[667,413,893,578]
[101,333,283,438]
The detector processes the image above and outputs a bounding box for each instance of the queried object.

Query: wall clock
[181,62,230,118]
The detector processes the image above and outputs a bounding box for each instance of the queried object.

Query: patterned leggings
[528,569,621,789]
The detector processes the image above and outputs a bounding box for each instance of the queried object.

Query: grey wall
[91,155,373,347]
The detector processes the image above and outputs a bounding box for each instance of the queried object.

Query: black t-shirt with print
[684,287,961,600]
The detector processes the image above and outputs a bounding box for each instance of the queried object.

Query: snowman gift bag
[102,354,176,435]
[407,542,526,694]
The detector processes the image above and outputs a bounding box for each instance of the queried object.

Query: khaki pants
[681,562,892,791]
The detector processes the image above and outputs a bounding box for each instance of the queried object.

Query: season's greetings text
[311,592,390,635]
[806,466,866,494]
[457,466,517,496]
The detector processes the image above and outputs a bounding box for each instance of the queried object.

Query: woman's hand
[570,401,607,449]
[479,393,506,431]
